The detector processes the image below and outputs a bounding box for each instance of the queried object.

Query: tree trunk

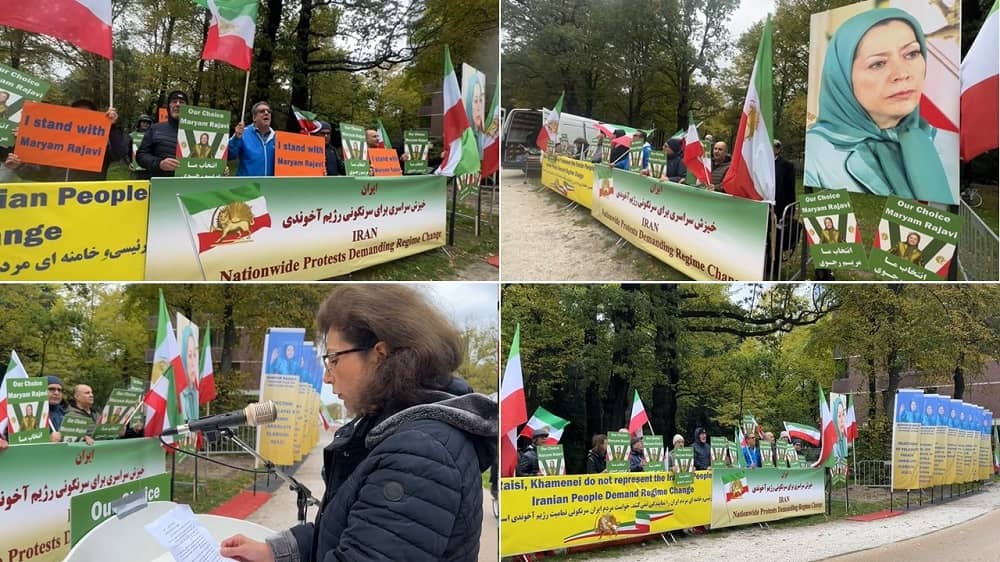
[192,10,211,106]
[867,359,877,420]
[250,0,284,114]
[8,30,25,69]
[882,349,901,416]
[220,286,236,374]
[675,72,690,133]
[289,0,314,129]
[155,16,177,107]
[952,365,964,399]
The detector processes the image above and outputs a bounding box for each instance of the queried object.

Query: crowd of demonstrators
[0,375,149,450]
[4,99,129,181]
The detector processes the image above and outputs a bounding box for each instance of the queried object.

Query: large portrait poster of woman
[805,0,960,205]
[461,63,487,156]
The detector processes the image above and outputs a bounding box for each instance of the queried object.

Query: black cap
[533,427,550,439]
[631,436,644,445]
[318,121,332,132]
[47,375,63,387]
[167,90,188,103]
[138,114,153,123]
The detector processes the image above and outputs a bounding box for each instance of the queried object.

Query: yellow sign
[257,374,300,466]
[0,180,148,280]
[500,470,711,556]
[540,155,594,209]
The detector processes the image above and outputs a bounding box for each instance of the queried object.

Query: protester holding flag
[220,284,496,562]
[136,90,187,177]
[230,101,276,176]
[804,9,953,204]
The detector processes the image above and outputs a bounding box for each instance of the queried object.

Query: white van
[501,108,604,169]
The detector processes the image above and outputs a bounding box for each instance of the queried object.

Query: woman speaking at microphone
[220,285,497,562]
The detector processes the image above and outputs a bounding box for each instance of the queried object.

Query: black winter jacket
[692,427,712,470]
[585,449,606,474]
[135,117,180,177]
[268,387,496,562]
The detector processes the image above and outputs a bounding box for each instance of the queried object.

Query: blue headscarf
[808,8,951,203]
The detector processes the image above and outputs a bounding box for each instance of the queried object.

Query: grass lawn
[170,454,259,514]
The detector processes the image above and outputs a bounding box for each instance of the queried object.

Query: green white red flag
[0,0,112,59]
[0,350,29,435]
[144,290,188,445]
[846,394,857,444]
[683,115,712,185]
[292,106,322,134]
[722,14,774,201]
[812,386,836,467]
[434,46,480,177]
[500,324,528,477]
[376,119,392,149]
[784,421,821,446]
[519,406,570,445]
[535,92,564,151]
[198,321,216,404]
[629,390,649,437]
[481,81,501,178]
[178,183,271,253]
[960,0,999,161]
[196,0,258,71]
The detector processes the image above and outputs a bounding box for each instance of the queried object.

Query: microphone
[162,401,278,436]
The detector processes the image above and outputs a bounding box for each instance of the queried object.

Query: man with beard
[136,90,188,178]
[229,101,276,176]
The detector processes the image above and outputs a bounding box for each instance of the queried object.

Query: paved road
[824,507,1000,562]
[247,429,498,561]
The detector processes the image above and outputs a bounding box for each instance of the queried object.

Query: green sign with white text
[870,197,962,281]
[5,377,49,444]
[0,63,50,147]
[403,129,429,174]
[537,444,565,476]
[607,432,630,473]
[69,472,171,545]
[800,191,866,270]
[176,105,230,177]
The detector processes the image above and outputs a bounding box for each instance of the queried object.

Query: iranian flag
[683,115,712,186]
[500,324,528,477]
[535,92,564,151]
[784,421,821,446]
[629,390,649,437]
[846,394,858,444]
[519,406,570,445]
[722,14,774,201]
[812,386,836,468]
[0,350,29,436]
[178,183,271,253]
[993,426,999,473]
[292,106,322,134]
[0,0,112,59]
[481,81,501,178]
[198,321,216,404]
[196,0,258,71]
[144,290,188,445]
[376,119,392,149]
[722,470,749,502]
[961,0,999,161]
[434,46,480,177]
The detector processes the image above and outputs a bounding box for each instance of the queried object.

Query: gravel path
[565,483,1000,562]
[499,168,647,282]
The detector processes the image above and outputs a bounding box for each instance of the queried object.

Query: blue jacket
[742,445,762,468]
[228,126,275,176]
[49,402,67,431]
[268,386,496,562]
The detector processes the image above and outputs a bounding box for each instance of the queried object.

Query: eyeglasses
[256,108,272,115]
[321,347,370,370]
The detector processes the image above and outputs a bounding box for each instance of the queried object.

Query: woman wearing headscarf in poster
[833,396,849,479]
[179,325,200,422]
[804,8,954,204]
[220,285,497,562]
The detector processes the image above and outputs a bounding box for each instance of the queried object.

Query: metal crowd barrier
[957,199,999,281]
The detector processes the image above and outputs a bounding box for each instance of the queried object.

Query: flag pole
[109,60,114,108]
[175,194,210,281]
[240,71,250,124]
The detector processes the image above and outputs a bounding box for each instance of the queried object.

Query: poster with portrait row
[799,192,962,279]
[890,389,994,491]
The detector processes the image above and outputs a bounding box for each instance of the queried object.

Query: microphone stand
[207,427,321,526]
